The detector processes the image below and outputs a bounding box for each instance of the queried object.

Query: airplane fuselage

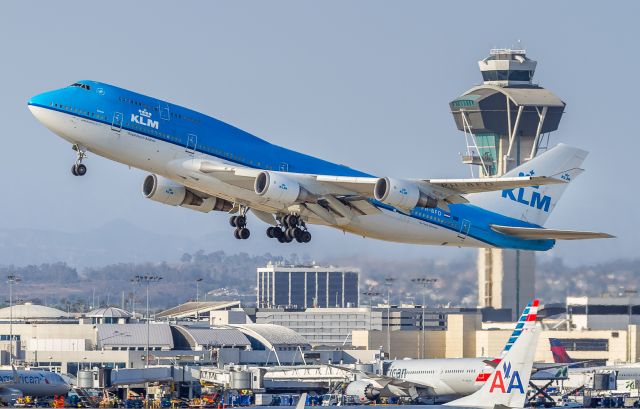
[28,81,555,250]
[0,370,70,398]
[384,358,493,399]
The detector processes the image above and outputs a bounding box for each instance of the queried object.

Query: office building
[257,263,359,308]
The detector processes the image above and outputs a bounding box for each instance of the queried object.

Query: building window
[555,338,609,352]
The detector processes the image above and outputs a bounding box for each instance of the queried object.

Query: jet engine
[254,171,312,205]
[0,387,23,404]
[142,174,233,213]
[345,380,381,403]
[374,177,438,210]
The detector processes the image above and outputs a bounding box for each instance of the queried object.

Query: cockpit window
[70,83,91,91]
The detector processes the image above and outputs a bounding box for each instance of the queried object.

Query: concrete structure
[156,301,241,320]
[257,263,359,308]
[566,296,640,330]
[449,48,566,319]
[255,305,473,346]
[0,302,314,372]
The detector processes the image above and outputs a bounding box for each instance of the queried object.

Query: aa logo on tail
[489,361,524,394]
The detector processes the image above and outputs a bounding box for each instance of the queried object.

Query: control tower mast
[449,48,566,319]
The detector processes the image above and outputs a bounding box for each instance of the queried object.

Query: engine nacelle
[142,174,233,213]
[254,171,312,205]
[345,380,381,403]
[374,177,438,210]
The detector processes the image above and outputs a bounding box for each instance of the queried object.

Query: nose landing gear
[71,145,87,176]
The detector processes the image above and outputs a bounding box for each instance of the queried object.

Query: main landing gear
[230,206,251,240]
[71,144,87,176]
[229,209,312,243]
[266,214,312,244]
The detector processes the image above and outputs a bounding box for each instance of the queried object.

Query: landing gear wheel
[302,231,312,243]
[266,227,275,238]
[288,215,299,227]
[234,228,242,239]
[235,216,247,228]
[277,235,287,243]
[75,163,87,176]
[285,227,295,241]
[238,227,250,240]
[293,227,304,242]
[272,227,284,239]
[229,216,238,227]
[71,144,88,177]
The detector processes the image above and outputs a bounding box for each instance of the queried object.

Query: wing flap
[490,225,615,240]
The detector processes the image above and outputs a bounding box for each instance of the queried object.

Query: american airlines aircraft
[343,300,539,403]
[28,81,611,248]
[0,368,70,403]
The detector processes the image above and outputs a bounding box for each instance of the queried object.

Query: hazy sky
[1,1,638,265]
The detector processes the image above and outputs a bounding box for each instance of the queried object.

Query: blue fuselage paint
[28,80,554,251]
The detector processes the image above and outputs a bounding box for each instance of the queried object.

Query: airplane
[549,339,640,381]
[28,81,612,249]
[0,367,71,403]
[342,300,539,403]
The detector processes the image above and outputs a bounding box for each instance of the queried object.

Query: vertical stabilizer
[446,303,540,409]
[467,144,587,226]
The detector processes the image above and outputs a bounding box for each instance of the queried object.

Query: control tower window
[482,70,532,82]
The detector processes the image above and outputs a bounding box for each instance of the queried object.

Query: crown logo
[139,109,152,118]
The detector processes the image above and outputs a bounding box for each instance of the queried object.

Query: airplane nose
[28,91,49,108]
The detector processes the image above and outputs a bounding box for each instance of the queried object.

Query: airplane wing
[490,225,615,240]
[184,159,562,210]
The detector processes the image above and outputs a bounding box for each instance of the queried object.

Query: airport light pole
[361,291,381,331]
[132,275,162,407]
[7,274,21,366]
[411,277,438,359]
[195,278,203,302]
[384,277,395,358]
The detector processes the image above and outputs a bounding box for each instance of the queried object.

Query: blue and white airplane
[28,81,612,250]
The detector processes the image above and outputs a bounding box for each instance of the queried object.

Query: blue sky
[1,1,637,264]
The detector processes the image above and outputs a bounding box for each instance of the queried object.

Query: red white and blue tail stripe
[500,299,539,358]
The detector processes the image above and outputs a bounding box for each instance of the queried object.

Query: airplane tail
[549,338,573,364]
[499,300,539,359]
[446,325,540,409]
[467,143,587,227]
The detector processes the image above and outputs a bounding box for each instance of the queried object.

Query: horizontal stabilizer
[490,225,614,240]
[424,175,565,195]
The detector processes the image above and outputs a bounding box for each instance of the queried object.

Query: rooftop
[157,301,241,319]
[0,303,71,320]
[86,306,133,318]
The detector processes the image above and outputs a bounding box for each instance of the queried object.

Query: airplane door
[185,134,197,155]
[159,103,170,121]
[458,219,471,240]
[111,112,123,132]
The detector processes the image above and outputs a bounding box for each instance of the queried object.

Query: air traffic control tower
[449,48,566,319]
